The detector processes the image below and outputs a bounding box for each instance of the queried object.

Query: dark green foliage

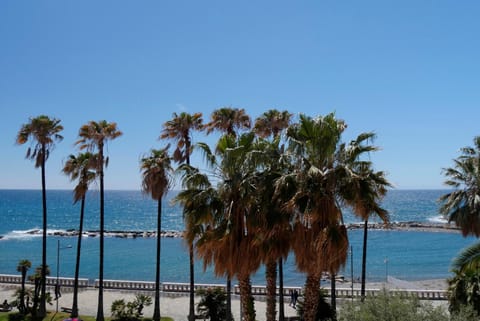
[196,287,230,321]
[448,268,480,315]
[296,289,335,321]
[338,290,448,321]
[111,294,152,321]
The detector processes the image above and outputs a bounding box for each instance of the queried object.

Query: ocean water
[0,189,477,285]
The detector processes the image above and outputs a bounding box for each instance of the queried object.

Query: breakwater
[0,221,459,240]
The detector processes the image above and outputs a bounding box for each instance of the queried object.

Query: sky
[1,1,479,190]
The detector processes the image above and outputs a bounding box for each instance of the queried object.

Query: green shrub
[196,287,230,321]
[338,289,449,321]
[111,294,152,321]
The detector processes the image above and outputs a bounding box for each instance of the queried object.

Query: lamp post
[384,257,389,284]
[56,240,72,313]
[350,246,354,301]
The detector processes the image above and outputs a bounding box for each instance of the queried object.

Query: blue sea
[0,189,477,286]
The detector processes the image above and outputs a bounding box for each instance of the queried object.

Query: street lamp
[350,246,354,301]
[56,239,72,313]
[384,257,389,284]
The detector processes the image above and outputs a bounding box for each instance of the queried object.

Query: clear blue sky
[1,1,479,190]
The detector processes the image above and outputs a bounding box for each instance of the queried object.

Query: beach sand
[0,279,448,321]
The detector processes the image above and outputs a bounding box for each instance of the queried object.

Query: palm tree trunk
[20,269,27,314]
[188,243,195,321]
[226,277,232,321]
[96,149,105,321]
[39,146,47,317]
[265,259,277,321]
[71,195,86,318]
[238,273,255,321]
[331,273,337,321]
[303,274,321,321]
[278,258,285,321]
[361,219,368,302]
[153,198,162,321]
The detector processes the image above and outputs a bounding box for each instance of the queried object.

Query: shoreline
[0,222,459,240]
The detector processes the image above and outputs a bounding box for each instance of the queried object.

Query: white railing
[0,274,447,300]
[0,274,88,287]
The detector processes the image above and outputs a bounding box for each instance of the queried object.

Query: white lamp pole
[56,240,72,313]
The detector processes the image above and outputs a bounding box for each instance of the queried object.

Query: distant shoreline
[0,221,459,240]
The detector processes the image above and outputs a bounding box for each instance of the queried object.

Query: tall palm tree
[174,164,230,320]
[160,112,203,321]
[62,152,97,317]
[75,120,122,321]
[205,107,251,137]
[140,147,172,321]
[439,136,480,236]
[16,115,63,317]
[253,109,292,321]
[16,259,32,314]
[336,133,391,301]
[195,132,262,321]
[202,107,252,320]
[280,113,385,321]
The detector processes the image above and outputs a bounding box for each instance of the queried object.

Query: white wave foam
[427,215,448,224]
[1,228,71,241]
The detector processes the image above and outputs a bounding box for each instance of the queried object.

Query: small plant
[111,294,152,321]
[196,287,230,321]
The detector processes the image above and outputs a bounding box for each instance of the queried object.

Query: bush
[111,294,152,321]
[196,287,230,321]
[338,289,449,321]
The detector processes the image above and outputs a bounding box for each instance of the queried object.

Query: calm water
[0,189,476,285]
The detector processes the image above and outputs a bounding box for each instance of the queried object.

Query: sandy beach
[0,279,448,321]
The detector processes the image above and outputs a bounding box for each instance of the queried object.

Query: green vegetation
[440,136,480,315]
[338,290,480,321]
[0,311,172,321]
[196,287,230,321]
[111,294,152,321]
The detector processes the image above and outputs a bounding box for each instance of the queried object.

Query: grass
[0,311,173,321]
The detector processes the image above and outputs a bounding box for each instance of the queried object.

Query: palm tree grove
[7,111,480,321]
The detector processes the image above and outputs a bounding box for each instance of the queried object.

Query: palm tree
[253,109,293,321]
[195,132,262,321]
[62,152,97,317]
[16,115,63,317]
[160,112,203,321]
[175,164,231,320]
[205,107,251,137]
[140,147,172,321]
[448,267,480,314]
[280,113,385,321]
[439,136,480,236]
[16,259,32,314]
[75,120,122,321]
[201,107,253,320]
[336,133,391,301]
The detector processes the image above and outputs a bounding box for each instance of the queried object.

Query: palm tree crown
[141,147,173,200]
[16,115,64,167]
[439,136,480,236]
[205,107,251,137]
[160,112,203,165]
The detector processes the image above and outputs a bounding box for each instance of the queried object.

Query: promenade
[0,274,448,321]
